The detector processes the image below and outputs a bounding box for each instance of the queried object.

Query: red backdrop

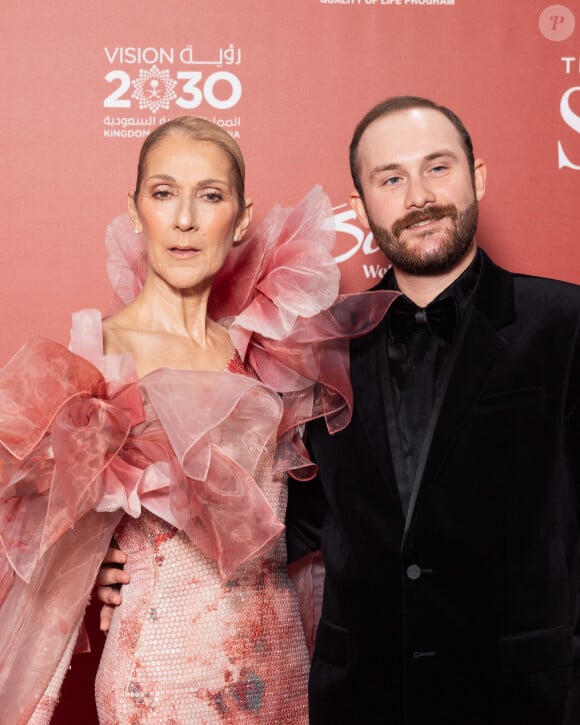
[1,1,578,721]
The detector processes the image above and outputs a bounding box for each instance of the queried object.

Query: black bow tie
[387,295,459,343]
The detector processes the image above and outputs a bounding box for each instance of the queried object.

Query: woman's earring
[233,233,240,242]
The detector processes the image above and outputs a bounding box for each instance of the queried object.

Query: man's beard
[369,201,479,275]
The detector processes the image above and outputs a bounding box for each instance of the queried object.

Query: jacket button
[406,564,421,580]
[413,650,436,659]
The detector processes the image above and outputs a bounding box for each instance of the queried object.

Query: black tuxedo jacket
[287,250,580,724]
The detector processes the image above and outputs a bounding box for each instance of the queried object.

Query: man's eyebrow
[424,149,459,162]
[369,163,402,179]
[369,150,459,179]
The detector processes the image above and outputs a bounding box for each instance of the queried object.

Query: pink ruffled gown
[0,186,397,724]
[84,323,310,723]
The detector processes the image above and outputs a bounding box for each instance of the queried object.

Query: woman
[0,117,395,723]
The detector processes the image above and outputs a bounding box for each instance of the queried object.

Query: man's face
[350,107,486,275]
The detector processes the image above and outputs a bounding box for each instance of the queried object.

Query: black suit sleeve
[285,471,328,564]
[565,311,580,723]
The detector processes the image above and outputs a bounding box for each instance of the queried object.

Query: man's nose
[405,176,435,208]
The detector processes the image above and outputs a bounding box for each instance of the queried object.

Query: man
[286,96,580,724]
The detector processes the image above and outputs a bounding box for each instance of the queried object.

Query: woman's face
[130,133,251,294]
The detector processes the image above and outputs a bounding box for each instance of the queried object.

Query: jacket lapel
[403,251,516,537]
[350,317,405,520]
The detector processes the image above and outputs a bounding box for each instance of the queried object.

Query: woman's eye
[200,190,224,202]
[151,188,173,199]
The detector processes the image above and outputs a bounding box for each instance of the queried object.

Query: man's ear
[473,158,486,202]
[350,191,370,229]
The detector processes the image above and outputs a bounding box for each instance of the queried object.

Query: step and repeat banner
[1,1,578,720]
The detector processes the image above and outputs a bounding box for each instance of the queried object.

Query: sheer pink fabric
[0,331,288,722]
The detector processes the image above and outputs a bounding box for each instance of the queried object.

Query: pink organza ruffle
[0,332,286,585]
[137,365,285,575]
[105,185,398,479]
[0,338,133,723]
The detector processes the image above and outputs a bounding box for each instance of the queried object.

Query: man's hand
[95,545,130,632]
